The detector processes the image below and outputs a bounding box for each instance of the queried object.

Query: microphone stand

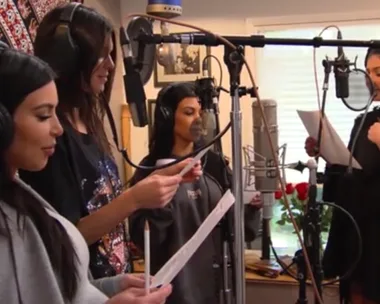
[281,159,321,304]
[223,44,246,304]
[292,159,321,304]
[197,76,235,304]
[293,59,335,304]
[213,91,235,304]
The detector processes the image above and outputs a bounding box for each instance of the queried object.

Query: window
[254,22,380,255]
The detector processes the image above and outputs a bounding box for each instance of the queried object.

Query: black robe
[322,108,380,303]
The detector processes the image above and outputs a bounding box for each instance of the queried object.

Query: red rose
[275,190,283,200]
[295,182,309,201]
[285,183,295,195]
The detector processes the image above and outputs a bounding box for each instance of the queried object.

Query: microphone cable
[126,13,323,303]
[202,54,224,87]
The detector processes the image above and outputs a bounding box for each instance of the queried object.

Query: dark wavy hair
[365,48,380,66]
[34,4,116,155]
[0,48,78,301]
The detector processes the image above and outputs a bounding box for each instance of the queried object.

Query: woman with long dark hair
[305,48,380,304]
[0,47,172,303]
[129,82,239,304]
[19,3,200,281]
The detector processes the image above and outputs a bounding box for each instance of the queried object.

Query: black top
[19,121,131,279]
[129,150,258,304]
[129,151,229,304]
[322,108,380,302]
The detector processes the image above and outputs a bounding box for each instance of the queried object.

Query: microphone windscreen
[189,118,203,141]
[343,68,374,111]
[126,17,155,85]
[200,111,216,144]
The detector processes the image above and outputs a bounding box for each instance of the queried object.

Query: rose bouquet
[274,182,332,234]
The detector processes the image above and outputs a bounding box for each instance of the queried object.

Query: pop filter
[341,68,375,111]
[126,17,156,85]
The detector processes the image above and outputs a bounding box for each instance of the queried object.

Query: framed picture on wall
[154,37,212,87]
[147,99,156,140]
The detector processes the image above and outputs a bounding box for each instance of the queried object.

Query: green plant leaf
[276,219,286,225]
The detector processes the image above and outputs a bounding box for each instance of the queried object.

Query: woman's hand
[129,174,181,209]
[106,284,172,304]
[128,158,203,210]
[153,158,203,183]
[119,273,151,290]
[368,122,380,149]
[304,136,318,157]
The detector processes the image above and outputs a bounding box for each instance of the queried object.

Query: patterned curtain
[0,0,83,53]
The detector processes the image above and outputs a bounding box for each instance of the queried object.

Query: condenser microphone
[252,99,279,261]
[195,65,219,149]
[146,0,182,69]
[156,22,176,67]
[334,30,350,100]
[252,99,279,194]
[120,26,148,127]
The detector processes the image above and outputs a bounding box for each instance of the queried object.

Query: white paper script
[179,146,212,177]
[151,190,235,287]
[297,110,362,169]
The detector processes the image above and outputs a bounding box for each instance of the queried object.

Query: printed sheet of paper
[179,146,212,177]
[297,110,362,169]
[151,190,235,288]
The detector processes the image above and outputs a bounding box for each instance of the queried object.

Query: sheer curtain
[254,23,380,183]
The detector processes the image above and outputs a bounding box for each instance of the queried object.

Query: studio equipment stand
[195,72,235,304]
[223,44,246,304]
[295,159,322,304]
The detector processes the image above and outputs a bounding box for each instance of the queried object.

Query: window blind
[254,23,380,183]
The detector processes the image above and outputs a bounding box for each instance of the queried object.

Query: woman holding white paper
[19,3,201,282]
[305,48,380,304]
[129,82,239,304]
[0,46,173,304]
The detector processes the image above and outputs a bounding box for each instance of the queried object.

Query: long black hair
[149,82,198,161]
[128,82,198,184]
[34,4,116,155]
[0,48,79,301]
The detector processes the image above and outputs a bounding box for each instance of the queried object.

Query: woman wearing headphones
[305,48,380,304]
[19,3,201,281]
[129,82,244,304]
[0,46,172,303]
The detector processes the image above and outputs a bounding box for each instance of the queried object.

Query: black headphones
[156,82,192,124]
[156,83,176,123]
[0,41,13,151]
[43,3,81,76]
